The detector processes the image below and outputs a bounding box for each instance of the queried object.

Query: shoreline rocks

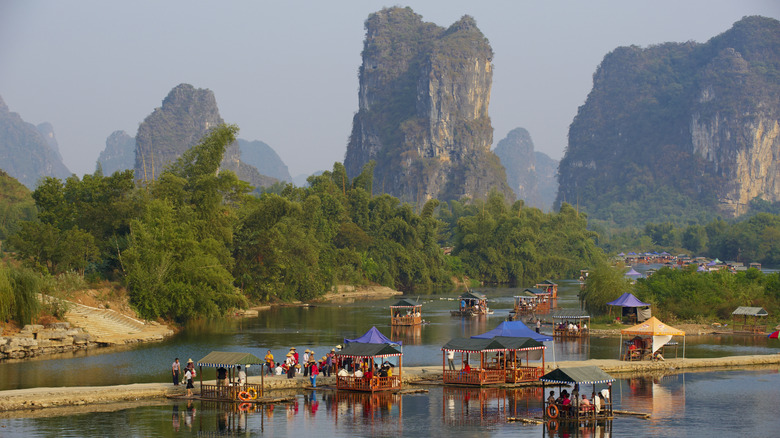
[0,323,95,360]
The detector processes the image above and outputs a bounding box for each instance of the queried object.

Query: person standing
[536,319,541,334]
[447,350,455,371]
[217,366,228,394]
[185,367,194,397]
[309,360,319,387]
[172,358,181,385]
[264,350,274,375]
[237,366,246,387]
[303,350,311,376]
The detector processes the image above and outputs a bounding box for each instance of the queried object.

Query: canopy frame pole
[682,336,686,361]
[618,333,623,360]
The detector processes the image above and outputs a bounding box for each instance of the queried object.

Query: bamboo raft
[507,417,544,424]
[613,409,651,419]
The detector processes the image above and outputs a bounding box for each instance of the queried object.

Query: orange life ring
[247,387,258,400]
[546,404,559,419]
[238,402,251,411]
[548,420,559,431]
[238,391,252,401]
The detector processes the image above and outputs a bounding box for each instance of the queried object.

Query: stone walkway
[64,301,173,345]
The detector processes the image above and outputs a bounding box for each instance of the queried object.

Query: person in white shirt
[354,369,363,378]
[237,366,246,386]
[274,363,283,375]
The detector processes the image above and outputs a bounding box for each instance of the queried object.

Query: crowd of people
[556,320,587,334]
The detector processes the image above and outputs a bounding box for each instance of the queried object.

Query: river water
[1,369,778,437]
[1,279,779,436]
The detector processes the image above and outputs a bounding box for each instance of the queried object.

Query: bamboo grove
[0,125,606,322]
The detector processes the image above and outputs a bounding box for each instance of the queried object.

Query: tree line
[2,124,605,324]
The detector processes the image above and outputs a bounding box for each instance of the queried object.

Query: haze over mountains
[1,12,778,229]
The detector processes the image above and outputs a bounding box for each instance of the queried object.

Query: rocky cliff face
[344,7,512,203]
[97,130,136,175]
[557,16,780,224]
[535,151,559,212]
[0,96,71,188]
[134,84,277,189]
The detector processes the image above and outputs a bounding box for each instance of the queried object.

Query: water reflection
[1,370,779,437]
[445,386,546,426]
[2,279,779,391]
[391,325,422,345]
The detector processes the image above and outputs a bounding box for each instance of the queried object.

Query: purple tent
[344,326,401,345]
[697,265,707,272]
[607,292,650,307]
[625,268,641,278]
[472,321,553,342]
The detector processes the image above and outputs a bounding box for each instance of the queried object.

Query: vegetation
[634,266,780,321]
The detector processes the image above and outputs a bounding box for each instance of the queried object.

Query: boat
[451,291,492,316]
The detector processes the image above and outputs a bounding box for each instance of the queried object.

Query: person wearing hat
[290,347,299,365]
[302,349,310,376]
[309,357,319,388]
[326,349,336,377]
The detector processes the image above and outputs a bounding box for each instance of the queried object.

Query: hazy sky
[1,1,778,178]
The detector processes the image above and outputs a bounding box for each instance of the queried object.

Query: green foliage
[0,264,42,325]
[635,266,780,321]
[579,262,634,314]
[0,170,37,244]
[447,195,606,286]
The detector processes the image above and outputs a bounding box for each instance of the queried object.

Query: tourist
[354,368,363,378]
[547,390,556,406]
[536,319,541,334]
[594,393,603,413]
[291,347,299,364]
[216,366,228,394]
[309,360,319,387]
[447,350,455,371]
[303,350,311,376]
[581,394,592,411]
[338,367,349,377]
[185,367,194,397]
[264,350,274,375]
[274,362,283,376]
[327,349,336,376]
[462,361,471,373]
[287,361,296,379]
[172,358,180,386]
[237,366,246,387]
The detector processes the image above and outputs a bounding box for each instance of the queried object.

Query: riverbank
[2,353,778,415]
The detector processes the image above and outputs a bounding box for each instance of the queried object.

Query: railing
[200,382,263,400]
[733,323,767,334]
[443,369,505,386]
[505,366,543,383]
[553,328,589,338]
[544,400,613,421]
[337,375,400,392]
[391,315,422,326]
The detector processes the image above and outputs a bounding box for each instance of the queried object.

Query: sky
[1,1,778,178]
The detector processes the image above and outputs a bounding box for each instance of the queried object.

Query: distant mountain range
[493,128,558,211]
[0,96,71,188]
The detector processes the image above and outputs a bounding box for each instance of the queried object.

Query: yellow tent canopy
[619,316,686,360]
[620,316,685,336]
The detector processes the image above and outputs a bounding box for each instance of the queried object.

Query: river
[1,369,778,437]
[1,280,777,390]
[1,279,780,436]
